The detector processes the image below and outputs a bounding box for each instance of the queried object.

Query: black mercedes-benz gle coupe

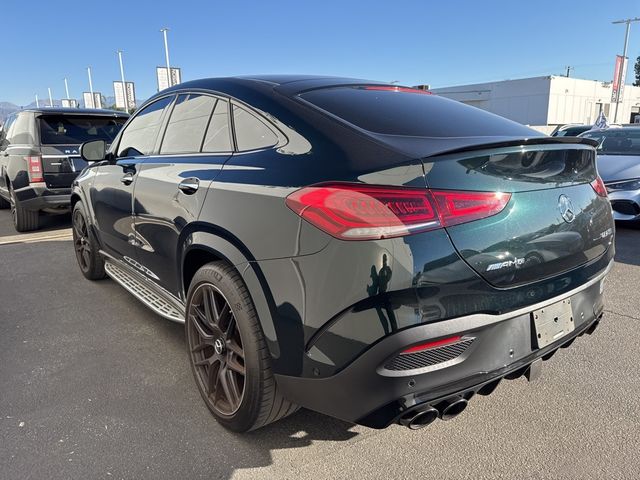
[71,75,614,432]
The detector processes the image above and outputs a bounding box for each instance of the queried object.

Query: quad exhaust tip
[439,398,468,421]
[400,397,469,429]
[400,406,439,430]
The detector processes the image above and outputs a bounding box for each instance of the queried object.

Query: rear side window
[118,96,173,157]
[232,105,278,151]
[161,94,217,154]
[9,113,36,145]
[300,86,534,137]
[39,116,126,145]
[202,99,232,152]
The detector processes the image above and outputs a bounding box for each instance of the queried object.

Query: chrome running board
[104,260,185,323]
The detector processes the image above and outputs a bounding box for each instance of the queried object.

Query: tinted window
[39,116,126,145]
[118,96,173,157]
[300,86,535,137]
[581,129,640,155]
[202,99,232,152]
[233,105,278,151]
[161,94,217,154]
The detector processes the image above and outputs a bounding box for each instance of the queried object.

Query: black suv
[0,108,128,231]
[71,76,614,432]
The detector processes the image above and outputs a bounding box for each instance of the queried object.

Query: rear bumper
[14,184,71,211]
[274,259,611,428]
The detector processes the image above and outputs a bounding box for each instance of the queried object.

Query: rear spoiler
[428,135,599,158]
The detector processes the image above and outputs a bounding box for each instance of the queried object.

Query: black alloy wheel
[73,208,92,273]
[187,283,246,416]
[71,201,105,280]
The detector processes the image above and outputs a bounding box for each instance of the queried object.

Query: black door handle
[121,172,135,185]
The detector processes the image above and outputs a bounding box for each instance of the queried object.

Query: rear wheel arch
[180,228,281,360]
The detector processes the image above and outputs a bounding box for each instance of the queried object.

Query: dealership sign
[611,55,628,103]
[61,99,78,108]
[83,92,103,109]
[113,81,136,110]
[156,66,182,91]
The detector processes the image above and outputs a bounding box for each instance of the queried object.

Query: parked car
[550,124,593,137]
[579,126,640,223]
[71,76,614,432]
[0,108,128,231]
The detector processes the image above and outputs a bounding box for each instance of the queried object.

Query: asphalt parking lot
[0,211,639,480]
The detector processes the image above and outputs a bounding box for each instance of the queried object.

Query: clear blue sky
[1,0,639,105]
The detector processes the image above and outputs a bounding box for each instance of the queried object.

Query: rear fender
[179,225,281,359]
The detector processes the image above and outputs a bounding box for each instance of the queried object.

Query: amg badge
[486,258,525,271]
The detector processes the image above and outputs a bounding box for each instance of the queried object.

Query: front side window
[161,94,217,154]
[232,105,278,151]
[117,96,173,157]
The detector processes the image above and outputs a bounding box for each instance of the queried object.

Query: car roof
[17,107,129,117]
[160,75,386,98]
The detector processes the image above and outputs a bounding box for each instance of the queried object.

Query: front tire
[72,201,106,280]
[185,261,298,432]
[10,184,39,232]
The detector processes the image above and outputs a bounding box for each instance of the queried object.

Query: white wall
[432,77,551,125]
[432,76,640,127]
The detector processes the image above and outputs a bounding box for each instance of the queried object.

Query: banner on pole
[156,66,182,91]
[114,81,136,110]
[611,55,629,103]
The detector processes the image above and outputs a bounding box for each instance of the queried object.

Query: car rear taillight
[285,183,511,240]
[590,176,607,197]
[26,156,44,183]
[362,86,432,95]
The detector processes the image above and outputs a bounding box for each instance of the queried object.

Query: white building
[431,76,640,134]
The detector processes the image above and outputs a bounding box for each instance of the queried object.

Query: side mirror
[80,139,106,162]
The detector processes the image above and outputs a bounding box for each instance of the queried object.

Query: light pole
[64,78,70,101]
[35,94,39,108]
[48,87,53,107]
[160,27,172,87]
[117,50,128,111]
[87,66,95,108]
[612,17,640,122]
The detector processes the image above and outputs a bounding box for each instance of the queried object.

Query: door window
[161,94,217,154]
[202,99,232,152]
[232,105,278,151]
[117,96,173,157]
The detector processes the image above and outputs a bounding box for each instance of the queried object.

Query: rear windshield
[39,115,126,145]
[553,126,591,137]
[580,128,640,155]
[299,86,534,137]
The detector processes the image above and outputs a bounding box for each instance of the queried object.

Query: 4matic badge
[486,257,525,271]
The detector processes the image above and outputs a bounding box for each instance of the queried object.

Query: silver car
[580,127,640,223]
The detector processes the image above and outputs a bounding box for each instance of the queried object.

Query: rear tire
[10,184,39,232]
[72,201,106,280]
[185,261,298,432]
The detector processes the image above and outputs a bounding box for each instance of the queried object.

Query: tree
[635,55,640,87]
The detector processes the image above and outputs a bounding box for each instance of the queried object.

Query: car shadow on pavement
[614,223,640,267]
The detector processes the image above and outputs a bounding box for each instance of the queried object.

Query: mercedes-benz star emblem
[558,194,575,223]
[214,338,224,355]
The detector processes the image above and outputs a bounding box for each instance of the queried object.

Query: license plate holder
[532,299,575,348]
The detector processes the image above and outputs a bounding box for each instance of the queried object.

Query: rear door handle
[178,177,200,195]
[120,172,135,185]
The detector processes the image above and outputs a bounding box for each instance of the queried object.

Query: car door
[90,95,174,262]
[132,93,233,298]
